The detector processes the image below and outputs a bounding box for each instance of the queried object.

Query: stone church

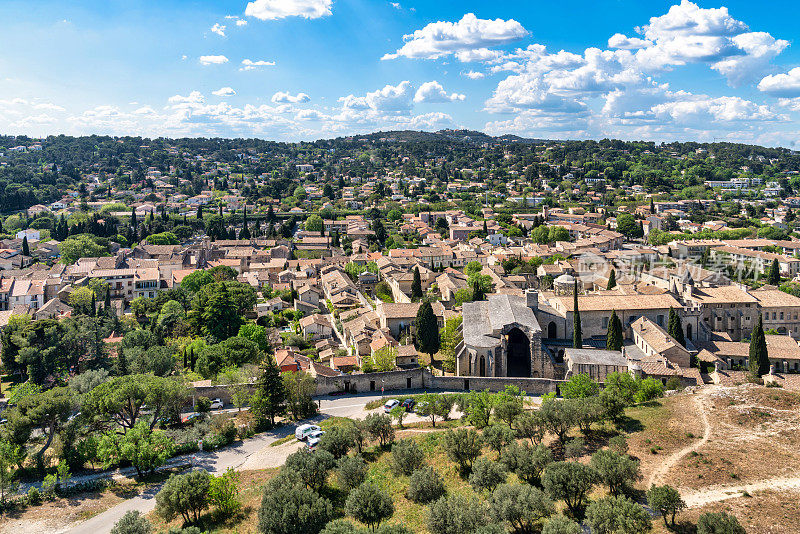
[457,291,556,379]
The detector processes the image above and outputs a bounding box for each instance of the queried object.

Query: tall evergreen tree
[767,258,780,286]
[471,278,486,302]
[573,279,582,348]
[252,356,286,427]
[91,292,96,317]
[197,205,203,220]
[606,269,616,290]
[667,308,686,347]
[130,208,137,230]
[606,310,622,351]
[411,267,423,301]
[21,236,29,257]
[748,314,770,379]
[414,301,441,363]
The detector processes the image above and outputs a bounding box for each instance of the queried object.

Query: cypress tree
[767,258,780,286]
[414,301,441,362]
[21,236,29,257]
[471,278,486,301]
[91,292,96,316]
[606,269,616,290]
[197,205,203,220]
[667,307,686,347]
[411,267,423,301]
[748,314,770,379]
[573,279,582,348]
[254,355,287,427]
[606,310,622,351]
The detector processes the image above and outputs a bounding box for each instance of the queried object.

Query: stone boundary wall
[314,368,564,396]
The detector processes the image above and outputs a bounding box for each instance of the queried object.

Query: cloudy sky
[2,0,800,147]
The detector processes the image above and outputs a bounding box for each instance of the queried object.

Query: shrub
[258,471,333,534]
[391,439,425,476]
[406,466,446,504]
[336,456,367,493]
[490,483,554,533]
[111,510,152,534]
[427,494,489,534]
[608,435,628,454]
[285,449,336,491]
[208,467,240,515]
[345,482,395,531]
[155,470,211,524]
[585,496,651,534]
[468,457,507,492]
[696,512,746,534]
[564,438,584,460]
[442,428,483,475]
[561,373,599,399]
[635,378,665,403]
[27,486,42,506]
[195,397,211,413]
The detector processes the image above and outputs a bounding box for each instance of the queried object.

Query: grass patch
[270,436,294,447]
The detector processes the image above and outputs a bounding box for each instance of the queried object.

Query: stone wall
[314,368,564,396]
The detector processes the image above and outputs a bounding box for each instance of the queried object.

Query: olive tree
[541,461,597,518]
[490,483,554,534]
[345,482,394,532]
[442,428,483,475]
[285,449,336,491]
[647,484,686,529]
[155,470,211,525]
[407,466,446,504]
[258,471,333,534]
[468,457,507,492]
[391,439,425,476]
[427,494,489,534]
[585,496,651,534]
[590,449,640,496]
[337,455,368,493]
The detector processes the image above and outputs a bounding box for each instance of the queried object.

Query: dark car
[401,398,416,412]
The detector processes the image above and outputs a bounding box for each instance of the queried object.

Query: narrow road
[647,387,713,489]
[62,391,424,534]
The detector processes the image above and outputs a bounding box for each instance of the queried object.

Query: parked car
[306,429,325,449]
[383,399,401,413]
[401,399,416,412]
[210,398,224,410]
[295,424,322,441]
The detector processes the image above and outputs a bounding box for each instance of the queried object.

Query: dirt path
[682,476,800,508]
[647,388,713,489]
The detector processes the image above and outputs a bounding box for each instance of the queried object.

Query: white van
[295,424,322,441]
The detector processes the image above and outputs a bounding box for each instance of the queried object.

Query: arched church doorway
[479,355,486,377]
[686,323,692,340]
[507,328,531,377]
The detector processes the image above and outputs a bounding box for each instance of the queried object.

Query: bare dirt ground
[637,384,800,533]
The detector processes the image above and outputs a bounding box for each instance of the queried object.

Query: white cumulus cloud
[245,0,332,20]
[413,81,466,103]
[272,91,311,104]
[199,55,229,65]
[212,87,237,97]
[463,70,485,79]
[759,67,800,97]
[382,13,528,60]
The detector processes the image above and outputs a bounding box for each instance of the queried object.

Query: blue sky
[2,0,800,147]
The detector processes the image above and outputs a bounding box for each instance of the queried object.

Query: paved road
[63,391,405,534]
[64,389,541,534]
